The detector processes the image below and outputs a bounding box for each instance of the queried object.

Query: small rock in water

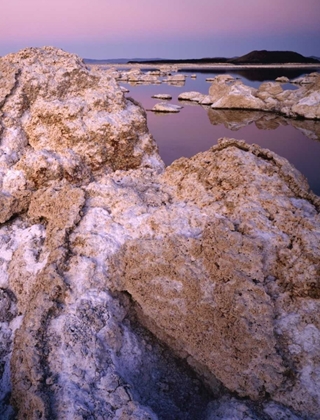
[162,74,186,86]
[151,102,183,113]
[152,93,172,100]
[178,91,206,102]
[275,76,290,83]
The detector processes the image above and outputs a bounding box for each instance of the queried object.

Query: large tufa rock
[0,46,163,225]
[109,139,320,418]
[0,46,164,419]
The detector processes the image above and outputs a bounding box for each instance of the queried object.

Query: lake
[120,68,320,196]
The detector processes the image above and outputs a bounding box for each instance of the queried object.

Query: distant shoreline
[87,62,320,71]
[84,50,320,69]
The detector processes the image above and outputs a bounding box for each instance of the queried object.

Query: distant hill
[231,50,320,64]
[127,50,320,65]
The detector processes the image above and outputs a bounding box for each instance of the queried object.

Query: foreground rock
[1,47,320,420]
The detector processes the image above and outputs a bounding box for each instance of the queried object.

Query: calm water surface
[122,70,320,195]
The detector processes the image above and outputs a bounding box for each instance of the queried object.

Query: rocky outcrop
[109,139,320,417]
[178,73,320,119]
[0,46,164,419]
[210,73,320,119]
[1,47,320,420]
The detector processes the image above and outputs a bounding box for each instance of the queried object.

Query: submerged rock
[151,93,172,100]
[150,102,183,113]
[1,47,320,420]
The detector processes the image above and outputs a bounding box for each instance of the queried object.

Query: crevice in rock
[113,293,217,420]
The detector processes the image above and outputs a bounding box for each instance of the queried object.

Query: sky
[1,0,320,59]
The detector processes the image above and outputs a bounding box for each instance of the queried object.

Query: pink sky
[1,0,320,58]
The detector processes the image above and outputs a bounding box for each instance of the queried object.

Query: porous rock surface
[1,47,320,420]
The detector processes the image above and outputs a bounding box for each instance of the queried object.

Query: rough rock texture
[0,47,163,224]
[109,139,320,417]
[1,47,320,420]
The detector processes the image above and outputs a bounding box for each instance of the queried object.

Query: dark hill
[230,50,320,64]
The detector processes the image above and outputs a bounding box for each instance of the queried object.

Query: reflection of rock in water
[291,119,320,141]
[207,109,320,141]
[180,67,320,82]
[227,68,319,82]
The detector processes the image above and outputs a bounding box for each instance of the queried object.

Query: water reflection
[207,109,320,142]
[121,72,320,196]
[180,67,320,82]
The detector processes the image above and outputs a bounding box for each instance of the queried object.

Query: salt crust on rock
[1,47,320,419]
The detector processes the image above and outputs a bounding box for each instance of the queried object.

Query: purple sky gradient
[1,0,320,59]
